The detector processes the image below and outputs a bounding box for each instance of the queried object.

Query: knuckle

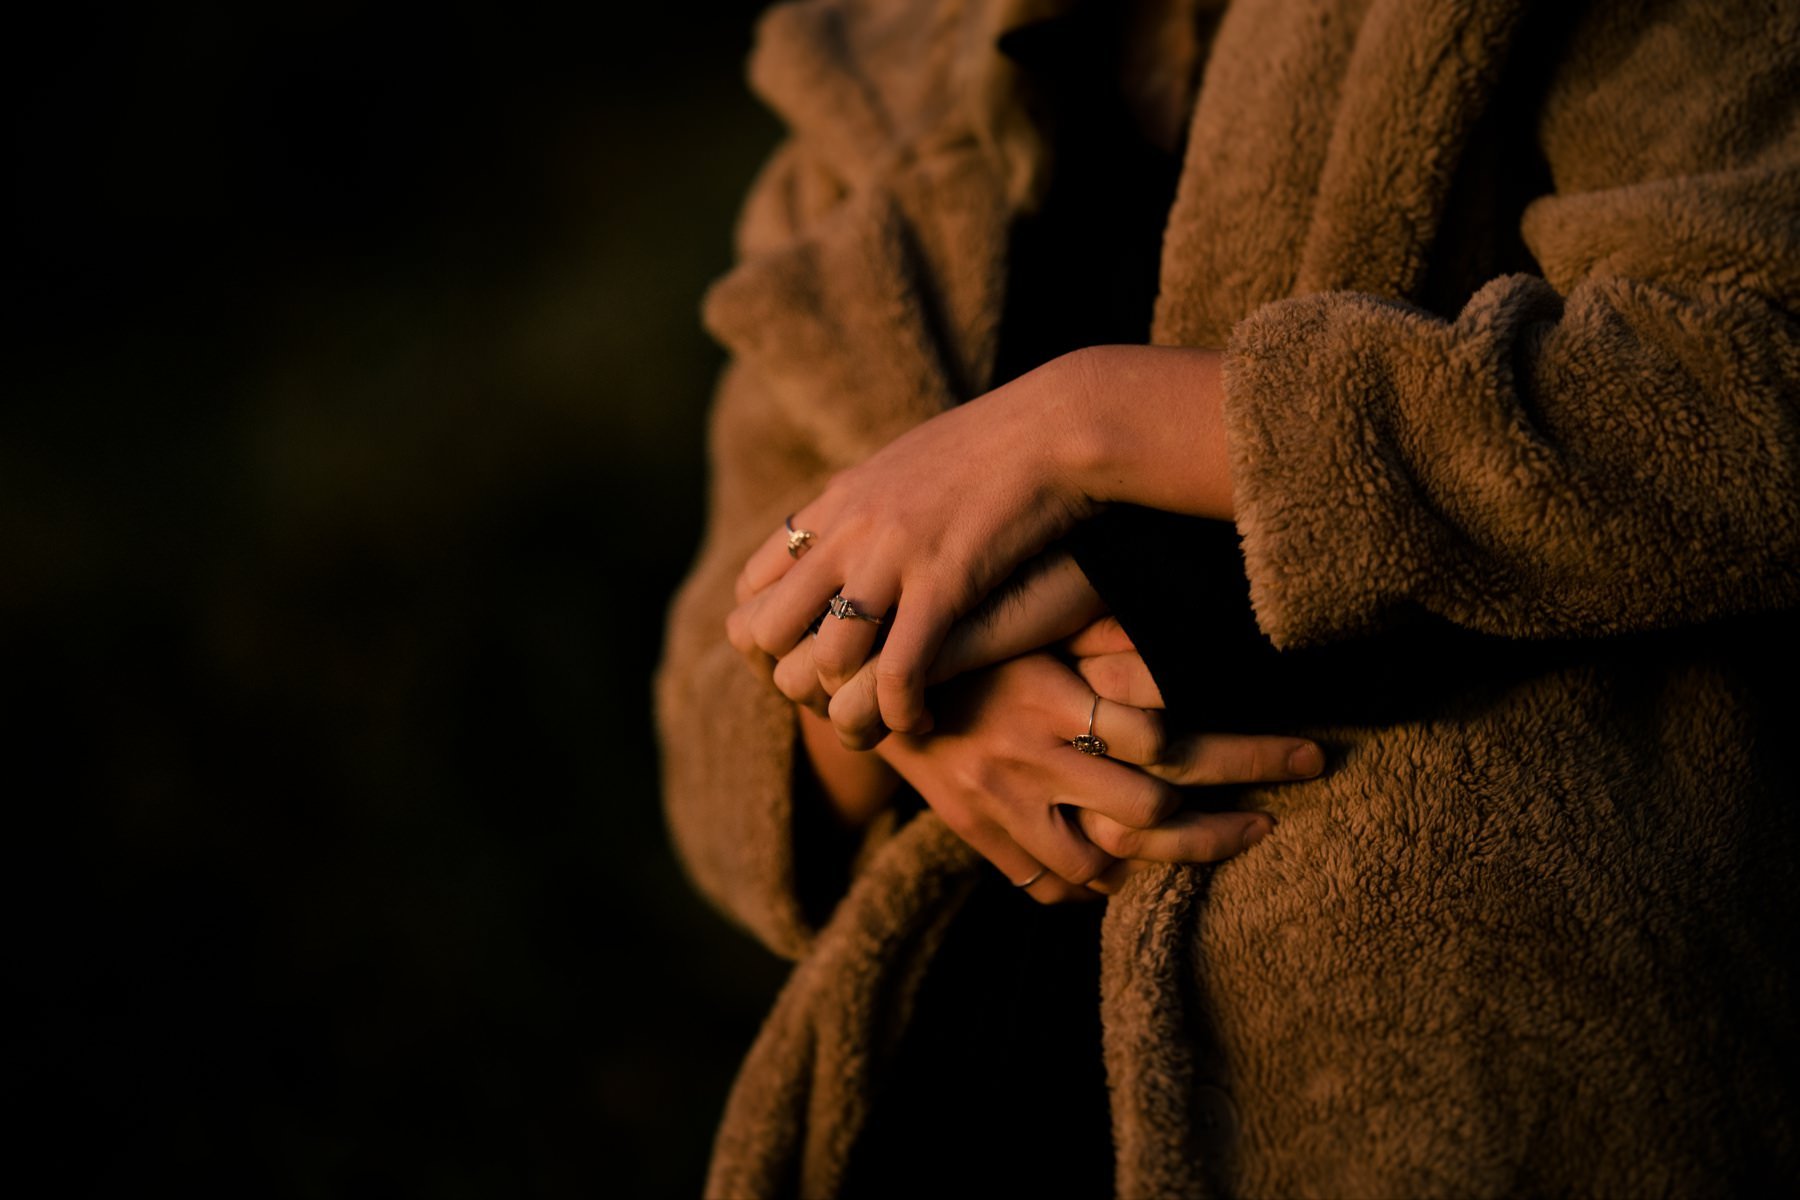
[811,645,852,684]
[834,668,876,709]
[875,656,920,691]
[831,701,878,736]
[1088,818,1136,858]
[747,609,781,655]
[1130,780,1178,827]
[828,703,882,748]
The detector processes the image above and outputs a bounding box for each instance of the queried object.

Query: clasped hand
[738,548,1323,901]
[726,346,1319,898]
[727,356,1093,738]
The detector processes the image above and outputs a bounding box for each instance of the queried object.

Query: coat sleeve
[1220,3,1800,650]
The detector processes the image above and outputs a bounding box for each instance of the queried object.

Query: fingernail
[1287,743,1324,777]
[1241,820,1273,851]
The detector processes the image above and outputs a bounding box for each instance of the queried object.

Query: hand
[727,345,1235,741]
[816,551,1105,748]
[873,652,1173,903]
[765,558,1103,838]
[1065,636,1328,864]
[872,652,1292,904]
[726,351,1099,740]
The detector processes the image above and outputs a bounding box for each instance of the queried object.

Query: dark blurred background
[9,3,791,1193]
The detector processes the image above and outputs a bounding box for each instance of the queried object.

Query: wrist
[1047,344,1236,520]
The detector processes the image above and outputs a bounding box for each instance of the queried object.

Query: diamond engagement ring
[784,514,815,559]
[827,594,883,624]
[1072,693,1107,756]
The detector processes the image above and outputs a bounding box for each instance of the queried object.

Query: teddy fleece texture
[655,0,1800,1195]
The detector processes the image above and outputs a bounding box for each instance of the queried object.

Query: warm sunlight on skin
[728,345,1234,736]
[722,345,1320,899]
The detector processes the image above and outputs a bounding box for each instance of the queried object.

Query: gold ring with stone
[784,514,816,559]
[1071,693,1107,756]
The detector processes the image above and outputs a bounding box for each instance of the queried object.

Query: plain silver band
[1013,866,1049,889]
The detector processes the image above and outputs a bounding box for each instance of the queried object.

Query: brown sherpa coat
[656,0,1800,1195]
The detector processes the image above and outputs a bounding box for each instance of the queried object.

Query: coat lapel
[702,0,1076,470]
[1153,0,1530,349]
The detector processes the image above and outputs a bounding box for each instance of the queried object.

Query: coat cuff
[1220,291,1446,650]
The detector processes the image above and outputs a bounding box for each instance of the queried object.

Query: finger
[874,589,956,734]
[827,660,889,750]
[1003,800,1119,891]
[932,803,1097,905]
[810,580,898,693]
[739,510,821,598]
[882,734,1095,904]
[1054,662,1165,766]
[1075,807,1276,864]
[1048,748,1180,829]
[1032,877,1104,903]
[1149,734,1325,786]
[772,640,830,716]
[746,550,844,660]
[928,553,1103,684]
[1090,857,1156,893]
[725,605,775,679]
[1080,697,1166,766]
[1064,615,1135,658]
[1076,652,1165,710]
